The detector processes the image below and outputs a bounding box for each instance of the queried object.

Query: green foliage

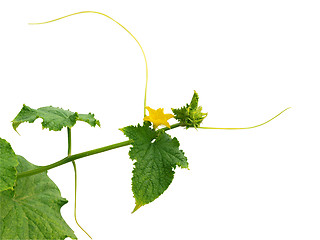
[172,91,207,128]
[0,155,77,240]
[12,105,100,132]
[121,122,188,212]
[0,138,18,192]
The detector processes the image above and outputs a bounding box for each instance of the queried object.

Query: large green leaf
[12,105,100,132]
[121,122,188,213]
[0,156,77,240]
[0,138,18,192]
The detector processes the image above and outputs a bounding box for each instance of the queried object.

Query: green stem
[68,127,72,156]
[17,139,133,178]
[160,123,182,132]
[17,123,181,179]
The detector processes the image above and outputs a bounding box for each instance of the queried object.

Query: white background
[1,1,320,239]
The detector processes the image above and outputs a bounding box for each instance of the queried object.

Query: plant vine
[0,11,290,240]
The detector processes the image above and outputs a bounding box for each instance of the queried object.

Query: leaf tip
[12,122,21,135]
[131,202,143,214]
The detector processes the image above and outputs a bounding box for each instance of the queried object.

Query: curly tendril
[29,11,149,117]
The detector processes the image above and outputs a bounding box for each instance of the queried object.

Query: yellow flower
[143,107,174,129]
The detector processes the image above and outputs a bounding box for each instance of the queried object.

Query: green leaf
[78,113,101,127]
[0,138,18,192]
[121,122,188,213]
[0,155,77,240]
[172,90,207,129]
[12,105,100,132]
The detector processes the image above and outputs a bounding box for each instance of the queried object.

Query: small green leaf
[122,122,188,212]
[172,90,207,129]
[0,138,18,192]
[0,156,77,240]
[12,105,100,132]
[189,90,199,110]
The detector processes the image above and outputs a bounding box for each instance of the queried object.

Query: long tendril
[29,11,149,117]
[67,127,92,239]
[198,107,290,130]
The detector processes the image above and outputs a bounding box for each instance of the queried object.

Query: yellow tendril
[29,11,149,117]
[67,127,92,239]
[198,107,291,130]
[71,161,92,239]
